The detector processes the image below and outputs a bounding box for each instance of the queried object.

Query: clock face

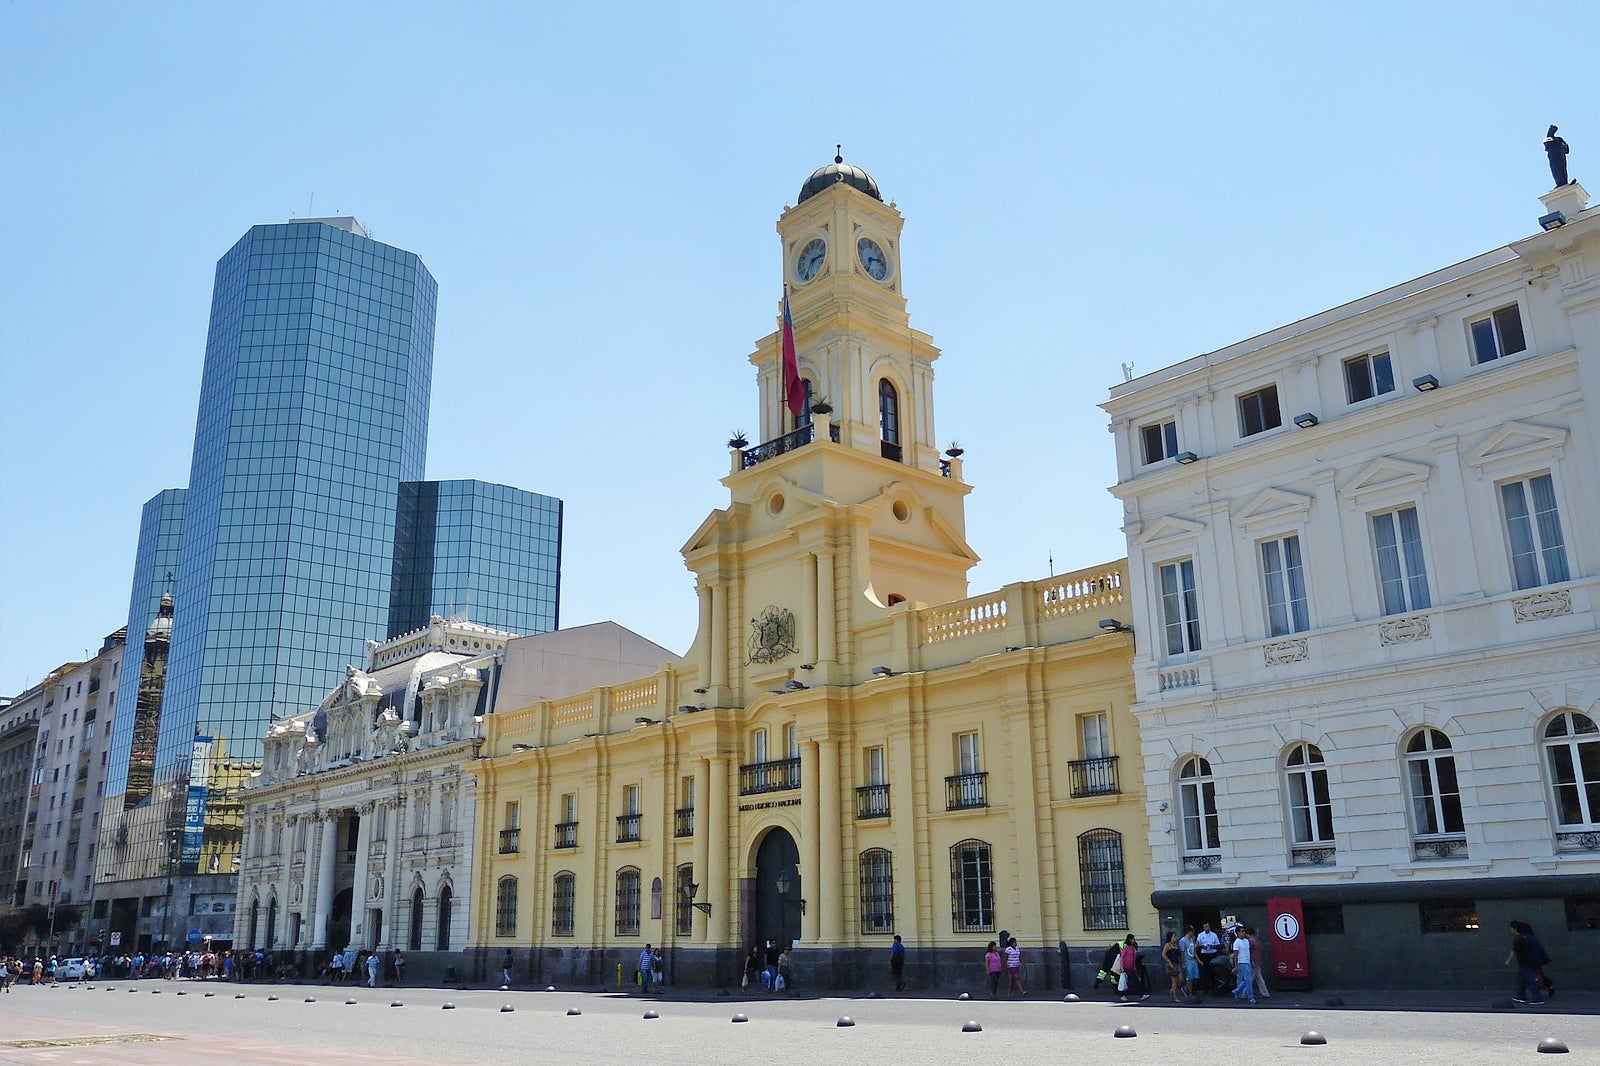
[857,236,889,281]
[794,238,826,283]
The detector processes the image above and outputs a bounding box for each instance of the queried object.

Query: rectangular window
[504,800,519,830]
[865,746,887,786]
[623,785,640,816]
[1237,384,1282,437]
[1141,420,1179,465]
[494,878,517,937]
[859,849,894,934]
[675,865,695,936]
[785,723,800,760]
[1469,304,1526,364]
[551,874,575,936]
[1372,507,1431,614]
[751,728,768,764]
[1260,534,1310,636]
[1303,903,1345,935]
[1500,474,1570,589]
[956,731,981,776]
[950,841,995,933]
[562,793,577,823]
[680,775,695,808]
[1158,559,1202,656]
[1419,899,1479,934]
[1078,829,1127,931]
[1343,349,1394,404]
[1079,712,1109,760]
[1565,895,1600,932]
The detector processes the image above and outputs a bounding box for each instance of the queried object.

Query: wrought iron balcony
[856,784,891,819]
[945,771,988,811]
[739,422,840,469]
[497,828,520,854]
[1181,853,1222,873]
[739,757,801,796]
[553,821,578,849]
[615,813,641,843]
[1290,844,1336,866]
[1412,836,1468,860]
[674,807,694,838]
[1555,830,1600,853]
[1067,756,1120,797]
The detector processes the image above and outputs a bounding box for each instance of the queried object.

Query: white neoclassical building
[1102,178,1599,990]
[234,616,677,981]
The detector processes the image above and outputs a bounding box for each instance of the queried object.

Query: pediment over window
[1232,488,1313,531]
[1134,515,1205,549]
[1463,421,1567,470]
[1339,457,1432,504]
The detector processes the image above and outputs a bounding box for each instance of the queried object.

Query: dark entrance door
[327,887,353,951]
[754,827,801,949]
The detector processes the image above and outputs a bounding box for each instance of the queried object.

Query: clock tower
[682,153,978,706]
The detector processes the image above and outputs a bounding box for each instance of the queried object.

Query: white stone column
[276,814,295,947]
[351,805,373,948]
[311,814,337,949]
[1429,436,1485,600]
[1310,472,1356,625]
[380,800,401,950]
[697,585,713,687]
[817,739,843,943]
[709,585,727,690]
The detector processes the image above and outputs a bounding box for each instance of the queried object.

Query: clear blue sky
[0,2,1590,696]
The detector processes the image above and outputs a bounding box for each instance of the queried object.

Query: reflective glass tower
[156,218,437,779]
[389,479,563,637]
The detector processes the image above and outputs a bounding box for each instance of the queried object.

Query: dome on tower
[798,150,881,204]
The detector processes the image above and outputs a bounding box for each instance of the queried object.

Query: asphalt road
[2,981,1596,1065]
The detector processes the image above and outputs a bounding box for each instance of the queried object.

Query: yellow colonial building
[469,157,1151,989]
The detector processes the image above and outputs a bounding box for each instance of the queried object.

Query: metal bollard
[616,963,623,988]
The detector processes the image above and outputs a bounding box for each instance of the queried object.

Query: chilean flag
[781,286,805,420]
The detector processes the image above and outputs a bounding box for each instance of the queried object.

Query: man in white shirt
[1231,925,1257,1004]
[1195,923,1222,994]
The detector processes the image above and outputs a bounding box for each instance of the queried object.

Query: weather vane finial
[835,144,843,164]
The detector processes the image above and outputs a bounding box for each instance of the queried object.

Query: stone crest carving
[1264,638,1310,666]
[1512,590,1573,623]
[748,605,797,664]
[1379,615,1431,645]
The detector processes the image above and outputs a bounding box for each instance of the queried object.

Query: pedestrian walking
[392,951,405,986]
[1162,932,1183,1001]
[1004,937,1026,996]
[365,951,378,988]
[1506,921,1548,1005]
[889,934,906,992]
[1231,926,1257,1004]
[639,944,654,993]
[502,950,514,986]
[984,941,1003,998]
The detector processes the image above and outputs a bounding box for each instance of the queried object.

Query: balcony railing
[1067,756,1120,798]
[1412,836,1468,860]
[553,821,578,849]
[856,784,891,819]
[740,422,839,469]
[880,440,902,462]
[498,828,520,854]
[739,757,801,796]
[616,813,641,843]
[674,807,694,838]
[1181,853,1222,873]
[945,771,988,811]
[1290,844,1336,867]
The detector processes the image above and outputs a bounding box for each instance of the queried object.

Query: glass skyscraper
[97,219,560,926]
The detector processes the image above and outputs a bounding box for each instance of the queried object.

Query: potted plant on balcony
[809,396,833,415]
[945,441,964,457]
[727,430,749,449]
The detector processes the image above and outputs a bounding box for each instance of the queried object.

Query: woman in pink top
[984,941,1002,998]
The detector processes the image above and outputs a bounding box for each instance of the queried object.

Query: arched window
[248,899,259,951]
[436,884,453,950]
[1177,756,1221,871]
[1405,729,1465,859]
[1077,829,1127,931]
[796,380,814,429]
[1544,711,1600,849]
[408,886,425,951]
[552,872,576,937]
[859,848,894,934]
[650,876,664,920]
[494,876,517,937]
[674,865,695,936]
[1285,743,1335,865]
[949,839,993,932]
[615,867,642,936]
[878,379,901,461]
[265,898,278,949]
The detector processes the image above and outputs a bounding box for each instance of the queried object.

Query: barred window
[494,876,517,937]
[859,849,894,934]
[551,872,575,937]
[1077,829,1127,931]
[675,864,694,936]
[615,867,641,936]
[949,839,994,933]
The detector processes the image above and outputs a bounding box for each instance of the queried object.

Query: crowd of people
[1094,921,1270,1004]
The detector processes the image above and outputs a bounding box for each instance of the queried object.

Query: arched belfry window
[878,379,901,462]
[796,380,814,430]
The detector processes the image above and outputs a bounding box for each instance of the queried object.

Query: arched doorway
[264,899,277,950]
[327,887,353,951]
[754,827,801,949]
[248,900,259,951]
[409,887,425,951]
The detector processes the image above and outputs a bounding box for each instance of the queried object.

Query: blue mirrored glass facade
[389,479,563,637]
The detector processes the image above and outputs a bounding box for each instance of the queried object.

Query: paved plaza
[2,982,1596,1066]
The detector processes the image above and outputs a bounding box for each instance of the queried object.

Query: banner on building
[1266,896,1310,981]
[181,735,214,872]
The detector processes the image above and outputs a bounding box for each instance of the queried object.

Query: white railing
[1035,567,1124,620]
[921,593,1008,644]
[612,680,659,714]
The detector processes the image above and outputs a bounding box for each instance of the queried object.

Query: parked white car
[59,957,93,980]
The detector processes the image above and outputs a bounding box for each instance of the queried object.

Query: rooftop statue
[1544,125,1571,187]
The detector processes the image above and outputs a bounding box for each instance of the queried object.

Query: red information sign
[1266,897,1310,981]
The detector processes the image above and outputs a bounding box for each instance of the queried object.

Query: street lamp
[681,880,712,916]
[775,871,806,915]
